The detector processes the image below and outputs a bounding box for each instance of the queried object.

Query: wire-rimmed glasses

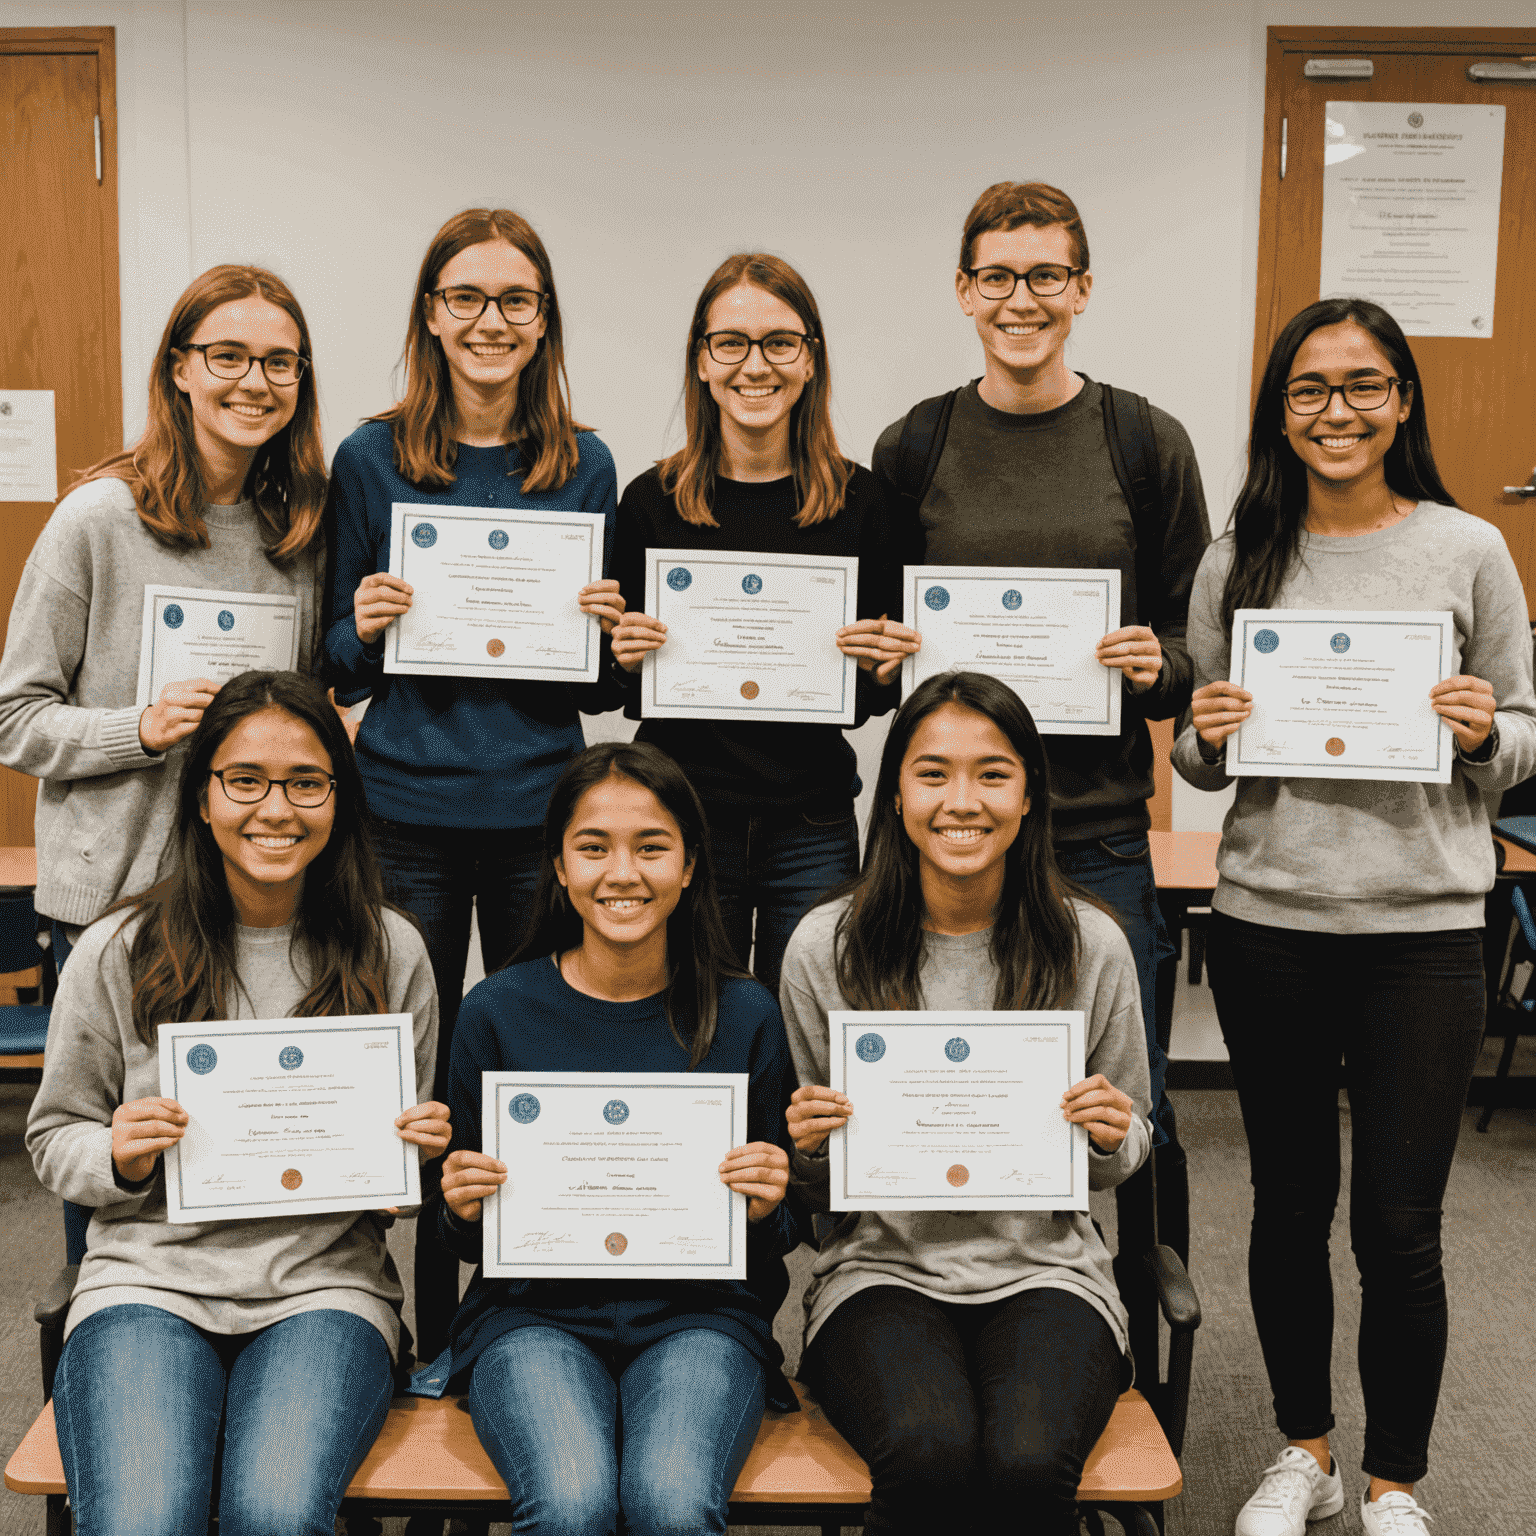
[209,769,337,808]
[182,344,309,387]
[428,287,546,326]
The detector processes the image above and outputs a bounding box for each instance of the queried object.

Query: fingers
[159,678,222,710]
[611,614,668,672]
[1096,627,1162,691]
[1429,676,1496,747]
[719,1143,789,1216]
[786,1085,853,1151]
[396,1100,452,1152]
[358,573,413,601]
[441,1150,506,1219]
[1190,681,1254,745]
[579,580,626,635]
[1061,1075,1134,1150]
[354,574,413,644]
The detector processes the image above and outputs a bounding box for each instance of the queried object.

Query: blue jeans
[53,1304,393,1536]
[468,1325,766,1536]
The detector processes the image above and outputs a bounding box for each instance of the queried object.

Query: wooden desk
[0,845,36,889]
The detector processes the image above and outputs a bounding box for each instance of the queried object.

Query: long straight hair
[1219,297,1458,633]
[109,671,397,1047]
[67,265,326,564]
[658,252,851,528]
[826,671,1090,1011]
[372,208,589,494]
[508,742,751,1068]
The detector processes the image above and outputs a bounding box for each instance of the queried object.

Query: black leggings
[800,1284,1125,1536]
[1206,913,1485,1484]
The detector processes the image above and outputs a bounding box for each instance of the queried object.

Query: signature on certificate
[200,1173,244,1187]
[533,645,577,657]
[512,1230,577,1253]
[413,631,458,653]
[863,1166,916,1183]
[787,687,830,702]
[997,1168,1037,1185]
[668,678,711,695]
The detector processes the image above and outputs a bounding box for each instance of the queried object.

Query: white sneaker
[1360,1489,1434,1534]
[1235,1446,1345,1535]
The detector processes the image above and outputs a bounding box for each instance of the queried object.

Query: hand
[1190,679,1253,747]
[718,1141,789,1223]
[326,687,360,745]
[111,1097,187,1183]
[836,616,922,685]
[441,1148,506,1223]
[353,573,413,646]
[786,1083,854,1155]
[395,1100,451,1157]
[611,611,667,673]
[138,678,221,754]
[579,579,626,635]
[1430,674,1496,754]
[1061,1074,1136,1153]
[1096,626,1163,693]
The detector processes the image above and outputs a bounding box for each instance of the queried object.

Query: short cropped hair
[958,182,1090,273]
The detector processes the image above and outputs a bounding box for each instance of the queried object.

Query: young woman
[322,207,624,1359]
[1172,298,1536,1536]
[610,252,919,994]
[26,670,445,1536]
[426,741,801,1536]
[779,669,1151,1536]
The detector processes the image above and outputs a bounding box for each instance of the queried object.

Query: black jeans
[1206,912,1485,1483]
[800,1285,1125,1536]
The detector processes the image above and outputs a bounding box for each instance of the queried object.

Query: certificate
[828,1011,1088,1212]
[642,548,858,723]
[483,1072,748,1279]
[157,1015,419,1223]
[384,504,603,682]
[136,586,299,707]
[1230,609,1455,783]
[902,566,1122,735]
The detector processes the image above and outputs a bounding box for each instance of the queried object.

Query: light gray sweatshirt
[0,477,323,925]
[1172,504,1536,931]
[778,896,1151,1361]
[26,906,437,1356]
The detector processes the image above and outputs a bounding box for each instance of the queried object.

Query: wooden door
[0,28,121,847]
[1254,27,1536,607]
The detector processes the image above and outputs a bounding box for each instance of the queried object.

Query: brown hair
[372,208,588,494]
[958,182,1091,274]
[657,253,850,528]
[67,265,325,564]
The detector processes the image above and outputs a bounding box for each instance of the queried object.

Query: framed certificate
[1229,609,1455,783]
[902,566,1122,735]
[157,1015,419,1223]
[829,1011,1089,1212]
[136,586,300,707]
[483,1072,749,1279]
[641,548,858,723]
[384,504,604,682]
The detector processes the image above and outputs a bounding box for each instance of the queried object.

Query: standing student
[779,670,1151,1536]
[1172,298,1536,1536]
[27,670,445,1536]
[611,253,917,993]
[426,741,801,1536]
[322,207,623,1359]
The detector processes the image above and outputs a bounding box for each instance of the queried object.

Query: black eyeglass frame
[698,330,815,366]
[181,343,309,386]
[209,769,338,808]
[964,264,1086,299]
[427,287,548,326]
[1281,377,1406,416]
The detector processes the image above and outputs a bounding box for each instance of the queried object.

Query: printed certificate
[483,1072,749,1279]
[136,586,299,707]
[828,1011,1088,1212]
[157,1015,419,1223]
[1230,609,1455,782]
[384,504,604,682]
[902,566,1122,735]
[642,548,858,723]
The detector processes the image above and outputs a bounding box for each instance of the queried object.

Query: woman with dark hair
[423,740,802,1536]
[610,252,918,994]
[779,670,1151,1536]
[27,670,445,1536]
[1173,299,1536,1536]
[321,207,624,1359]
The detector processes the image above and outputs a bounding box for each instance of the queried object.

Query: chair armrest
[35,1265,78,1329]
[1145,1244,1201,1332]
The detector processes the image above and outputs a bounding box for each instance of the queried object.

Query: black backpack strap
[888,388,961,508]
[1099,382,1164,628]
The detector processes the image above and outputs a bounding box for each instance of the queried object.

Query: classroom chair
[0,892,55,1069]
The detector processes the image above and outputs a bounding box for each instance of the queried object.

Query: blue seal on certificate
[278,1045,304,1071]
[1331,632,1350,654]
[186,1044,217,1075]
[411,522,438,548]
[508,1093,540,1124]
[1001,589,1022,610]
[945,1036,970,1063]
[667,566,692,591]
[924,586,951,611]
[603,1099,630,1125]
[163,604,185,629]
[1253,628,1279,654]
[489,529,509,550]
[742,573,763,595]
[855,1032,886,1062]
[217,609,235,631]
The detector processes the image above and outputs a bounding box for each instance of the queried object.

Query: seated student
[26,670,445,1536]
[779,670,1151,1536]
[427,740,801,1536]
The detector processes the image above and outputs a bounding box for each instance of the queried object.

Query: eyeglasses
[1283,377,1404,415]
[965,264,1085,300]
[700,331,812,366]
[428,287,546,326]
[183,344,308,387]
[210,769,337,808]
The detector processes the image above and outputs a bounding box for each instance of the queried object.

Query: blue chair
[0,890,55,1063]
[1483,880,1536,1132]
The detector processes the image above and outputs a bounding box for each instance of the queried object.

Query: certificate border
[140,587,300,709]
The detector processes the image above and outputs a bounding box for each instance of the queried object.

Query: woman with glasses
[1173,299,1536,1536]
[321,207,622,1366]
[27,669,445,1536]
[610,252,917,993]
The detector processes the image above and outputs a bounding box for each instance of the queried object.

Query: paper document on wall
[0,390,57,502]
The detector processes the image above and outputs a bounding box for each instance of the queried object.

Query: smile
[599,897,648,909]
[1000,323,1048,335]
[936,827,986,844]
[1313,434,1368,449]
[467,343,513,356]
[246,834,300,850]
[225,403,273,419]
[734,386,779,398]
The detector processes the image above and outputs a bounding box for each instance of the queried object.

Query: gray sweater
[26,906,438,1355]
[0,477,323,925]
[1171,505,1536,932]
[778,896,1151,1361]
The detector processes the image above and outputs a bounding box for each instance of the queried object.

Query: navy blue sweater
[321,420,621,828]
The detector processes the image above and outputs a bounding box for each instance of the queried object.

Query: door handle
[1506,470,1536,498]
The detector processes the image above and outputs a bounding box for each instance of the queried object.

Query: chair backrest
[0,892,46,975]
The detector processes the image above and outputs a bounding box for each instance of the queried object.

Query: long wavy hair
[508,742,751,1068]
[658,252,850,528]
[67,266,325,563]
[372,208,589,494]
[1219,297,1458,633]
[824,671,1092,1011]
[108,671,398,1047]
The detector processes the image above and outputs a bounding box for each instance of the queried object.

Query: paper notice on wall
[0,390,58,501]
[1319,103,1505,339]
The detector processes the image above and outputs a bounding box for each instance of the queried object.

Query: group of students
[7,177,1532,1536]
